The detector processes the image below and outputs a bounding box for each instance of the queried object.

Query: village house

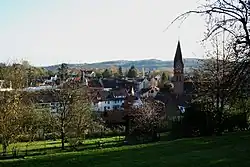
[101,87,143,124]
[140,86,160,98]
[0,80,13,92]
[23,41,197,126]
[91,80,143,112]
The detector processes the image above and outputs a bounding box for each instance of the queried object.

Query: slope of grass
[1,132,250,167]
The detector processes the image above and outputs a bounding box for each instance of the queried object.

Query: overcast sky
[0,0,206,66]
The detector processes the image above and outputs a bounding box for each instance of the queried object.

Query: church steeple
[174,41,184,70]
[173,41,184,95]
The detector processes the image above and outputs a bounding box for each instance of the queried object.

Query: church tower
[173,41,184,95]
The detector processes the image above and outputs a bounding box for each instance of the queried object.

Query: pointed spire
[174,41,184,68]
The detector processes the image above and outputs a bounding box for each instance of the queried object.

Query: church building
[155,41,195,126]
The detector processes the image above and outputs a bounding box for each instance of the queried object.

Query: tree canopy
[127,65,138,78]
[58,63,68,81]
[102,69,112,78]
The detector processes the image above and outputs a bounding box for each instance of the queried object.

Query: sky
[0,0,207,66]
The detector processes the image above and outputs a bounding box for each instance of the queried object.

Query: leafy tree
[0,64,37,154]
[18,97,42,149]
[110,66,118,74]
[0,91,21,155]
[68,92,94,143]
[21,60,30,69]
[0,90,34,155]
[35,109,55,140]
[160,72,168,87]
[102,69,112,78]
[52,84,93,149]
[95,71,103,78]
[58,63,68,81]
[46,69,55,77]
[4,64,27,89]
[192,37,234,134]
[127,65,138,78]
[24,66,49,87]
[125,99,165,143]
[0,64,6,80]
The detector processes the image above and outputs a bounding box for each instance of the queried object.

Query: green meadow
[1,132,250,167]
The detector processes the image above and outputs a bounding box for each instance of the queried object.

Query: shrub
[222,112,249,132]
[125,100,164,144]
[15,135,30,142]
[170,102,215,139]
[44,133,60,141]
[170,102,250,140]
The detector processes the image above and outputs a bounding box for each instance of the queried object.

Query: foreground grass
[1,132,250,167]
[0,136,124,155]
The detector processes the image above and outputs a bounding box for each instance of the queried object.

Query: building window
[176,76,183,82]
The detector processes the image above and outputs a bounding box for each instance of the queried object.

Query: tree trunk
[61,128,65,150]
[61,120,65,150]
[2,139,8,156]
[125,119,129,136]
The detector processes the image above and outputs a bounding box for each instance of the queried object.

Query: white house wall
[92,99,124,112]
[92,98,143,112]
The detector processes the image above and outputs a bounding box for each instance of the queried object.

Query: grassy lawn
[0,136,124,155]
[1,132,250,167]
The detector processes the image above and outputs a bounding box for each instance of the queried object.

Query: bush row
[170,103,250,139]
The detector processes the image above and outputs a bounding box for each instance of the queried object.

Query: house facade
[92,97,125,112]
[0,80,13,92]
[91,87,143,112]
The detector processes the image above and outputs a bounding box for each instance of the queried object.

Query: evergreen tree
[95,71,103,78]
[118,66,123,77]
[58,63,68,81]
[102,69,112,78]
[161,72,168,84]
[127,65,137,78]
